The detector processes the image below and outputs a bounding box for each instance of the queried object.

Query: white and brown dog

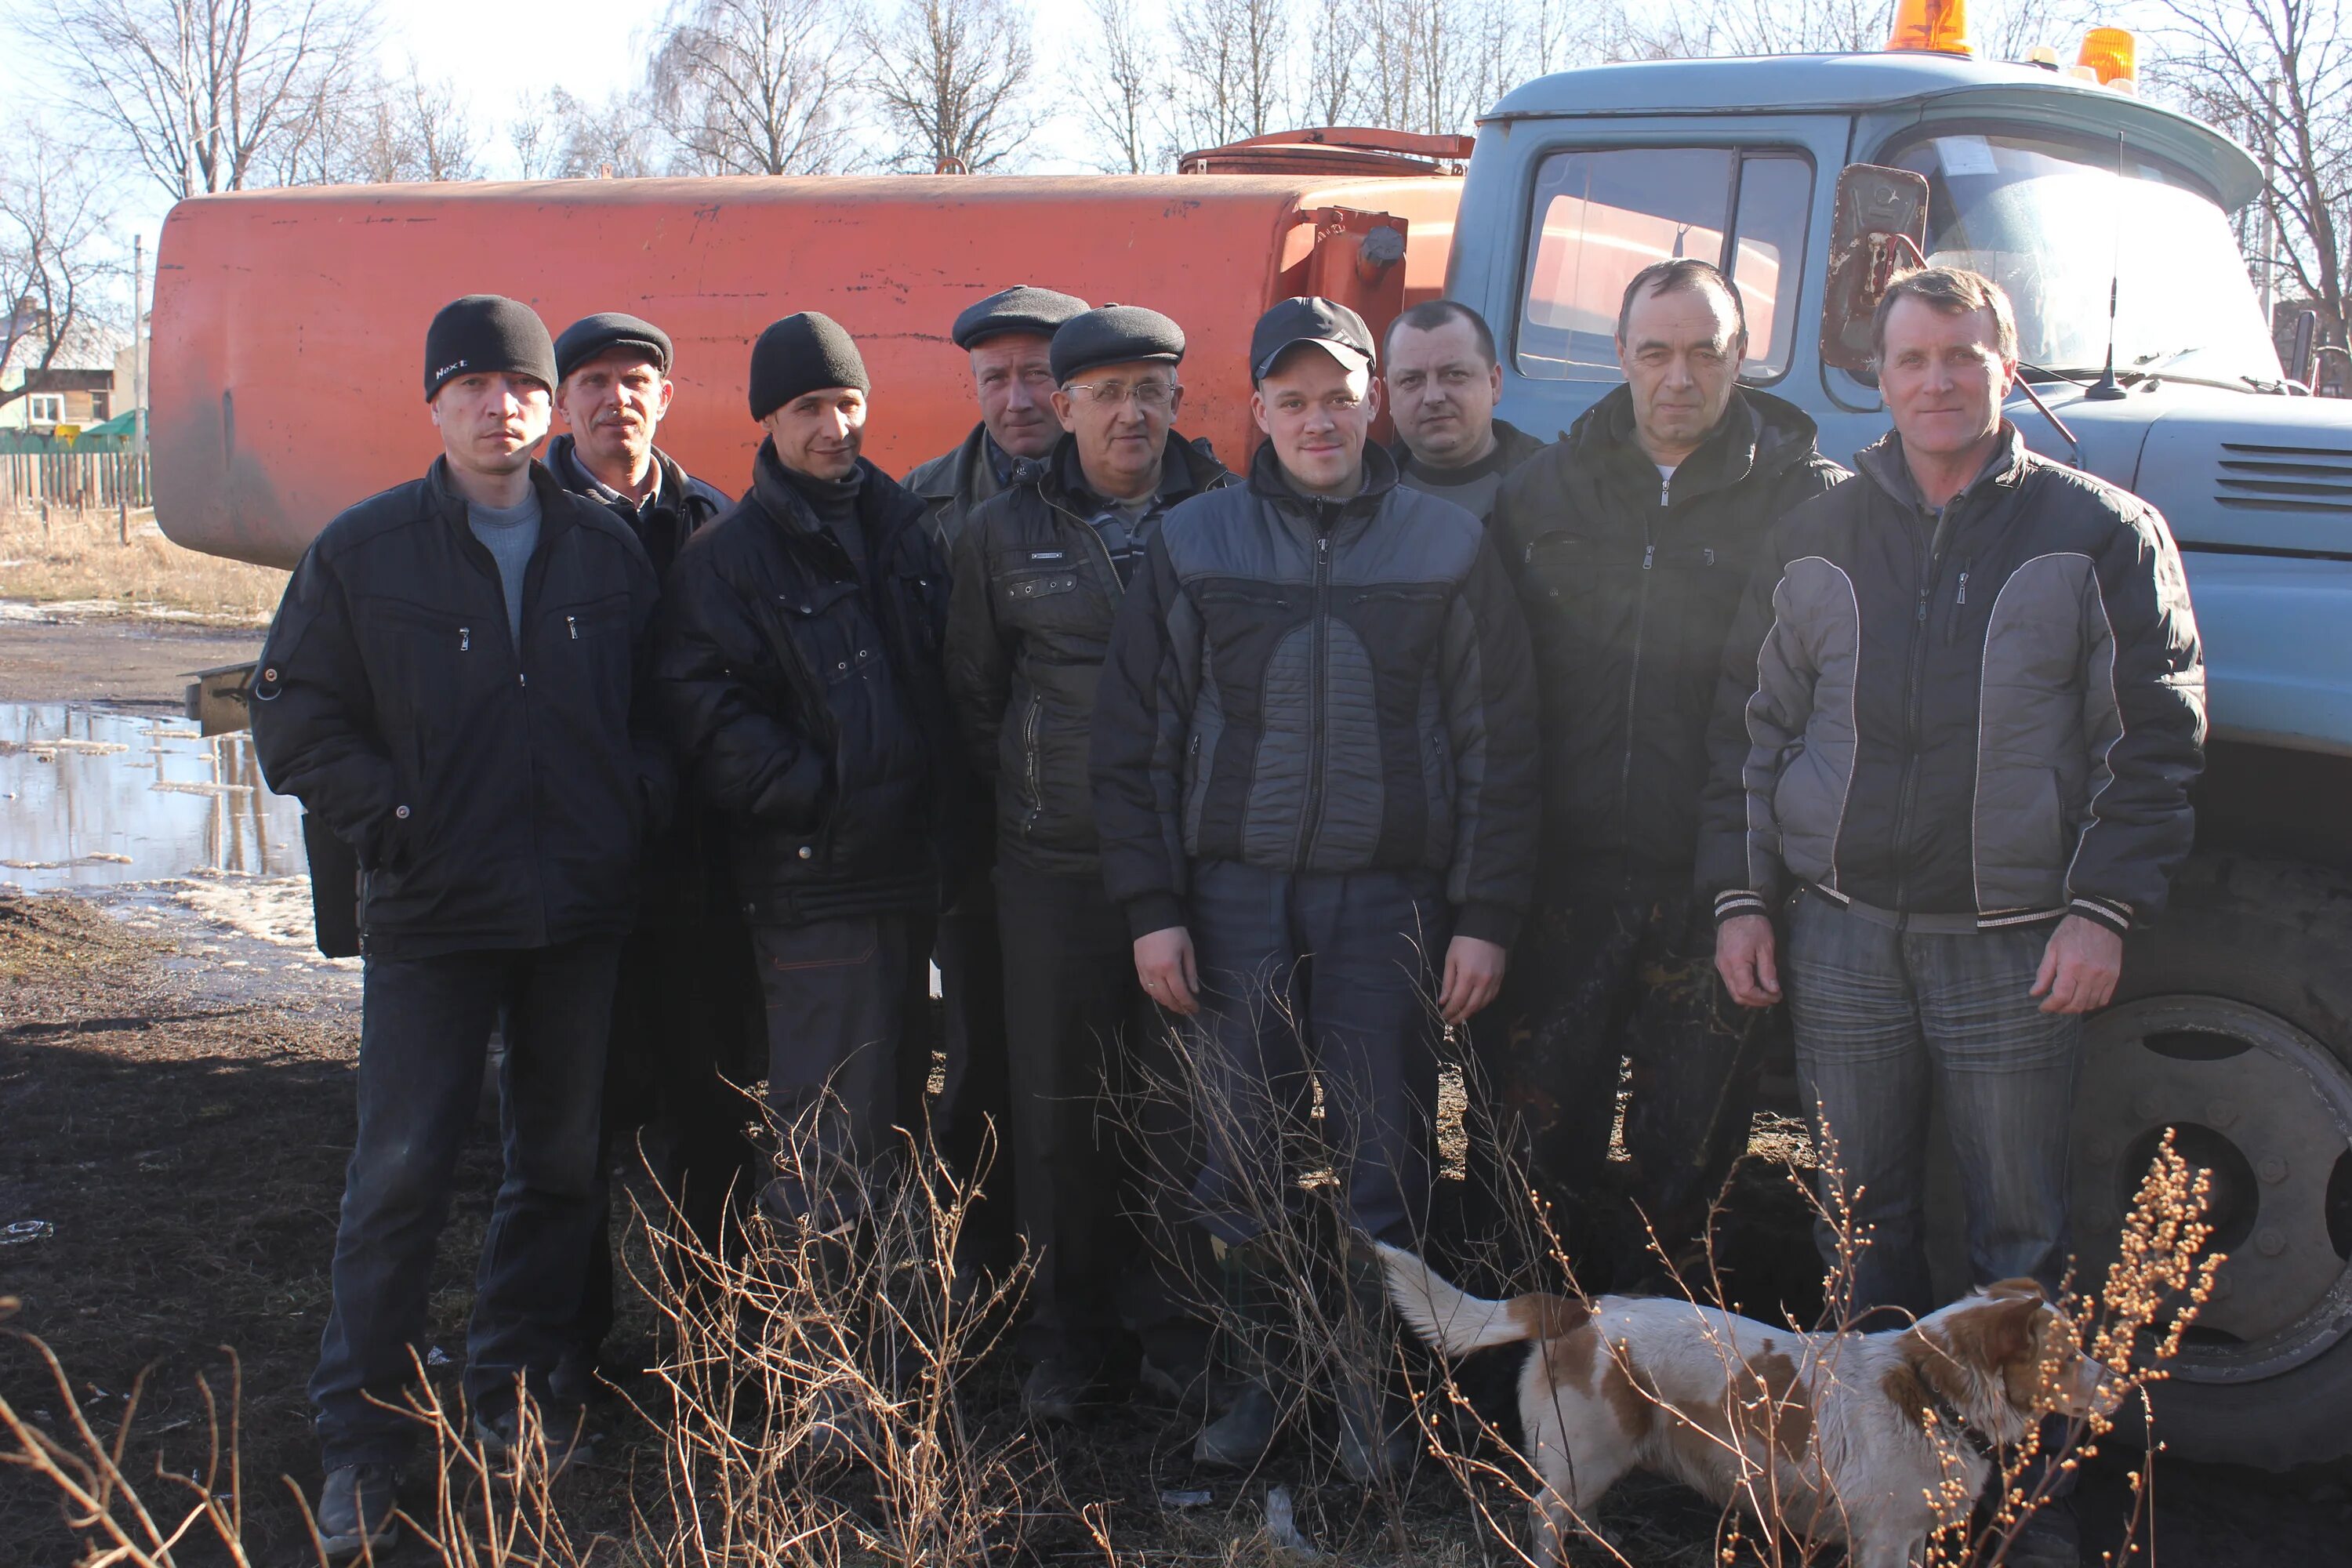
[1378,1243,2113,1568]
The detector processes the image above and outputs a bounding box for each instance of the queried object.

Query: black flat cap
[749,312,869,422]
[951,285,1090,350]
[1050,304,1186,384]
[1250,296,1377,381]
[423,295,557,401]
[554,312,673,382]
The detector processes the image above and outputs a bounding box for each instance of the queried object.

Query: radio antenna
[2086,130,2129,400]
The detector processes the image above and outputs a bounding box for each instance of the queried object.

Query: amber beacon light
[2077,27,2140,89]
[1886,0,1975,56]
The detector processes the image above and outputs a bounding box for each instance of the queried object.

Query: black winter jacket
[655,443,959,926]
[1389,417,1550,524]
[251,459,668,959]
[1697,426,2206,935]
[546,434,731,579]
[1090,441,1541,945]
[944,430,1234,877]
[904,422,1011,558]
[1494,387,1843,882]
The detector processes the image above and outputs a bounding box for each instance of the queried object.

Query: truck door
[1458,115,1858,448]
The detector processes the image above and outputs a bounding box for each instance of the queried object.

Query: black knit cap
[951,285,1090,350]
[554,312,673,383]
[423,295,557,401]
[1249,296,1377,382]
[1050,304,1186,384]
[748,312,869,422]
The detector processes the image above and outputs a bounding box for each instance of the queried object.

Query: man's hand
[1438,935,1508,1025]
[2031,914,2123,1014]
[1715,913,1781,1007]
[1134,926,1201,1016]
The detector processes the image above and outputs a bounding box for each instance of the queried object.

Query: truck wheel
[2078,853,2352,1469]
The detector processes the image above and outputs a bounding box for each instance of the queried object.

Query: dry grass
[0,504,285,624]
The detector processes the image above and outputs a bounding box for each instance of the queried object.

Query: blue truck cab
[1447,49,2352,1466]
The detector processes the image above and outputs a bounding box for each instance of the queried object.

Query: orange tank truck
[151,139,1465,568]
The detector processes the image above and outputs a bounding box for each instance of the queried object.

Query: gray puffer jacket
[1090,441,1541,945]
[1698,425,2205,935]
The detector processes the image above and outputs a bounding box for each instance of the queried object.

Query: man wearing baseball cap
[544,310,747,1410]
[1091,297,1540,1479]
[904,283,1089,1268]
[656,314,960,1456]
[943,304,1232,1423]
[251,294,668,1554]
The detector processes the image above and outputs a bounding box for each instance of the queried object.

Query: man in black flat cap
[252,295,667,1555]
[545,310,750,1406]
[944,304,1231,1423]
[656,319,959,1417]
[905,282,1090,1263]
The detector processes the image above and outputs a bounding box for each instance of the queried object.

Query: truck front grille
[2216,441,2352,514]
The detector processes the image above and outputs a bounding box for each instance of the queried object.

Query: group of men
[252,256,2203,1565]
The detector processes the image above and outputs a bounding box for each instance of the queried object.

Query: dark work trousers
[1185,862,1447,1249]
[935,880,1014,1258]
[752,913,937,1225]
[1501,876,1766,1290]
[566,915,759,1396]
[312,937,621,1469]
[995,859,1156,1376]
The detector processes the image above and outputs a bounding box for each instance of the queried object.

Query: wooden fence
[0,449,153,513]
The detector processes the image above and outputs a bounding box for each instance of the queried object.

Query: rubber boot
[1192,1236,1283,1469]
[1336,1245,1419,1485]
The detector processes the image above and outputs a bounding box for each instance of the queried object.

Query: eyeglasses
[1065,380,1179,411]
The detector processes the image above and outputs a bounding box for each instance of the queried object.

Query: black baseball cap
[1250,296,1376,382]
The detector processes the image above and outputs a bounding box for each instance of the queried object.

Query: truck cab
[1446,48,2352,1468]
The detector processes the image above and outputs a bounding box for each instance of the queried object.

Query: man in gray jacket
[1091,296,1540,1481]
[1700,271,2204,1446]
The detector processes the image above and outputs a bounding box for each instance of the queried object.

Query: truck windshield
[1893,132,2281,387]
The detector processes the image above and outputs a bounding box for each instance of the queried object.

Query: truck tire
[2081,852,2352,1469]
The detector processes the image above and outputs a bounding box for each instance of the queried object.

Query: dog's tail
[1375,1241,1542,1357]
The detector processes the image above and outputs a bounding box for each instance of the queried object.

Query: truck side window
[1517,147,1812,383]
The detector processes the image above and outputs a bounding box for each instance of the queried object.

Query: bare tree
[649,0,863,175]
[395,67,481,181]
[0,128,118,416]
[1304,1,1372,125]
[864,0,1038,172]
[264,61,480,184]
[1170,0,1293,149]
[37,0,372,199]
[1078,0,1166,172]
[2158,0,2352,340]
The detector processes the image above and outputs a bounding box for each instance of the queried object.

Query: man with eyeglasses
[907,285,1090,1261]
[1091,297,1539,1480]
[944,304,1232,1425]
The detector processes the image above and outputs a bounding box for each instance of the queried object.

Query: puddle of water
[0,703,306,891]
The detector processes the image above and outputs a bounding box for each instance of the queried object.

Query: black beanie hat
[951,285,1090,350]
[554,312,673,383]
[749,312,869,422]
[423,295,557,401]
[1050,304,1186,384]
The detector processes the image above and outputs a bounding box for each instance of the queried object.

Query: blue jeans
[1783,892,2082,1318]
[1184,862,1447,1248]
[313,938,620,1468]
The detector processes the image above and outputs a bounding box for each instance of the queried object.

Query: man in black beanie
[944,304,1231,1423]
[656,313,960,1453]
[251,294,667,1555]
[902,284,1089,1279]
[545,310,750,1410]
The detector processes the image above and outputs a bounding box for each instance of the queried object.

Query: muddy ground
[2,620,2348,1566]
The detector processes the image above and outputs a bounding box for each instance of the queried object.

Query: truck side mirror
[1820,164,1932,376]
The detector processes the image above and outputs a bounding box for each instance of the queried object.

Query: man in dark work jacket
[655,319,959,1446]
[543,311,745,1405]
[252,296,666,1555]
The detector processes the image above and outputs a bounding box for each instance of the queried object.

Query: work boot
[1020,1356,1094,1425]
[472,1403,601,1472]
[315,1463,401,1558]
[1335,1245,1420,1485]
[797,1380,873,1472]
[1192,1236,1284,1470]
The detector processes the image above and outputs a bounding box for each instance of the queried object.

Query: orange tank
[151,166,1462,567]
